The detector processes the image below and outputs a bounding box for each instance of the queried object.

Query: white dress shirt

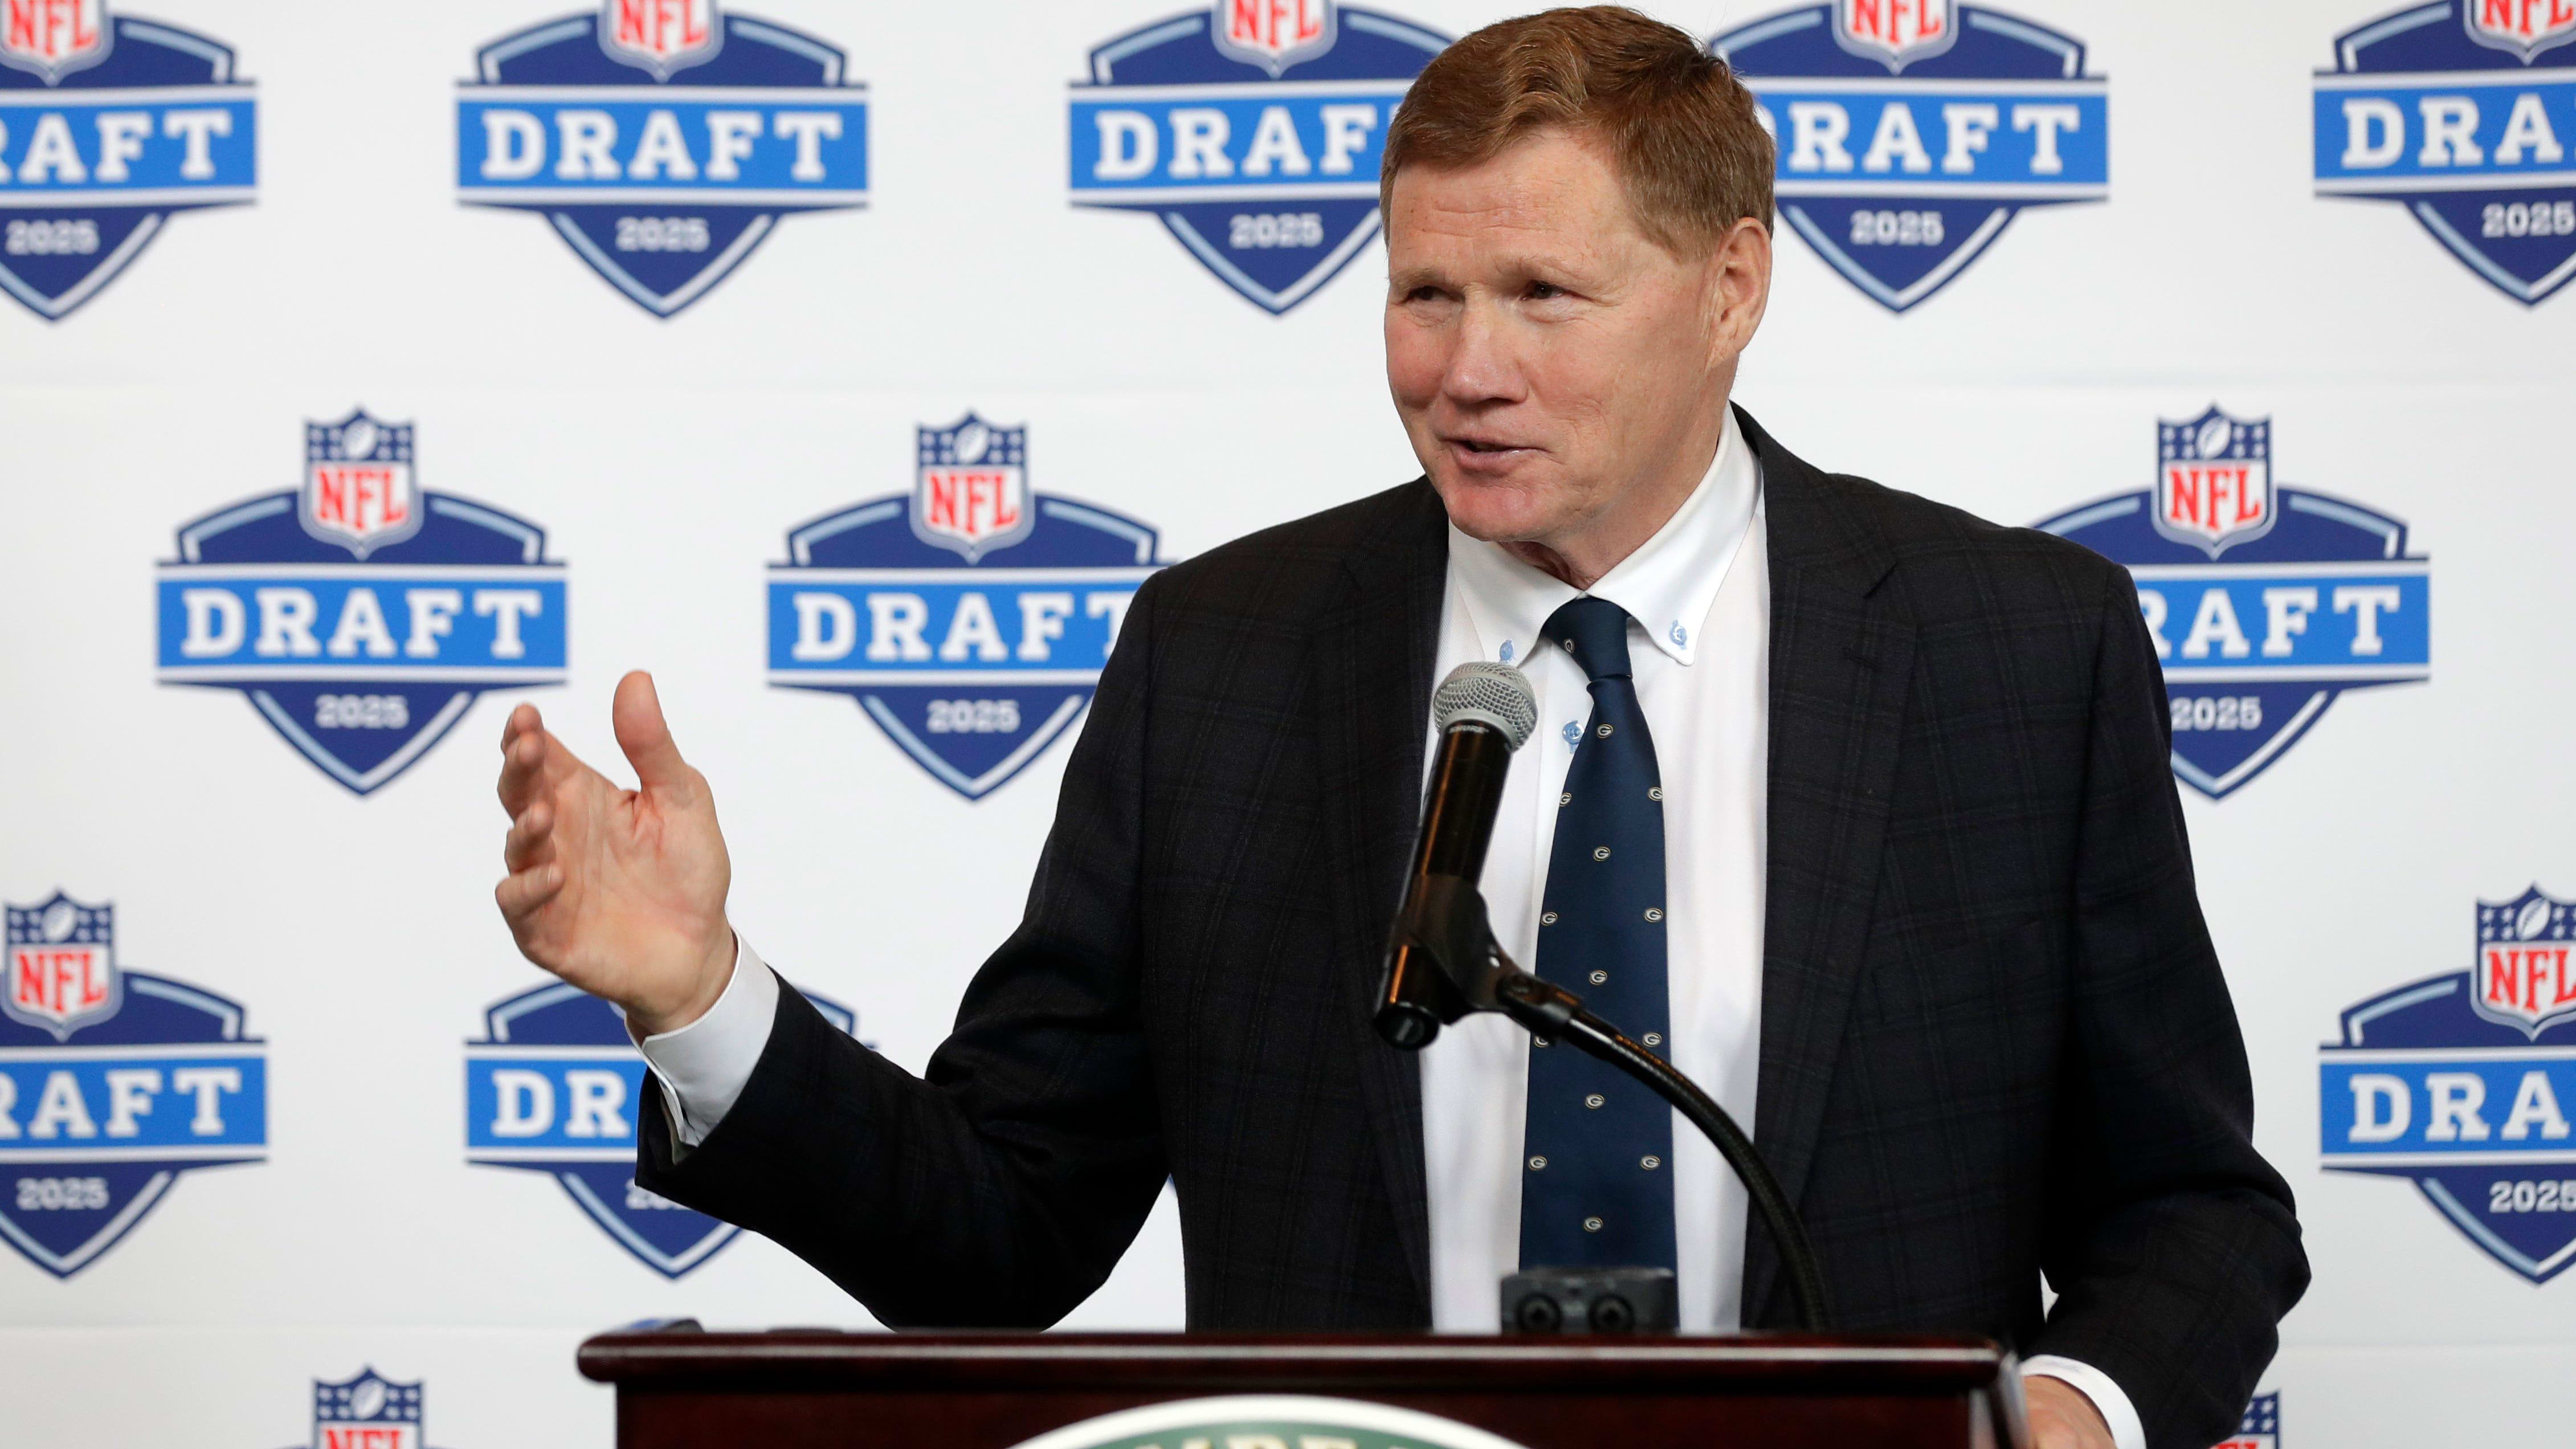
[634,407,2141,1449]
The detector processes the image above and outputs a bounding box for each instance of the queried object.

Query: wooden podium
[578,1326,2030,1449]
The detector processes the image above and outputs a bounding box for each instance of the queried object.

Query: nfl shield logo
[309,1369,424,1449]
[2153,407,2273,557]
[597,0,721,80]
[1832,0,1956,70]
[2214,1392,2279,1449]
[2465,0,2576,62]
[302,410,421,560]
[1211,0,1340,76]
[3,892,120,1041]
[913,413,1032,563]
[0,0,109,84]
[2475,887,2576,1038]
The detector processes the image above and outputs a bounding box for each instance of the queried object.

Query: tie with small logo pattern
[1518,595,1677,1272]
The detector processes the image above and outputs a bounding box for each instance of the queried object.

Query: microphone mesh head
[1433,661,1538,750]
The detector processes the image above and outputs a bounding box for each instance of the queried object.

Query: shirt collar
[1446,407,1761,670]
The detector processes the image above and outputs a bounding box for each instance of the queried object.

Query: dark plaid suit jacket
[640,410,2308,1449]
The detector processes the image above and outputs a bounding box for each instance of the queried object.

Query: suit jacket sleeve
[2026,564,2310,1447]
[634,574,1170,1328]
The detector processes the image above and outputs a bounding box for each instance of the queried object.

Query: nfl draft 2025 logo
[2036,407,2430,800]
[284,1368,450,1449]
[1068,1,1449,314]
[466,978,855,1276]
[2316,3,2576,304]
[768,413,1165,801]
[0,0,255,320]
[0,891,266,1279]
[456,1,867,316]
[2214,1393,2280,1449]
[1711,2,2108,313]
[2321,887,2576,1284]
[156,410,567,795]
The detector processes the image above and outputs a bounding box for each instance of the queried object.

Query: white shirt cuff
[2022,1356,2146,1449]
[632,936,780,1148]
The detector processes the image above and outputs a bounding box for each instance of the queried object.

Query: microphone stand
[1377,875,1832,1333]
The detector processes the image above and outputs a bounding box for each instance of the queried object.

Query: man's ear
[1704,217,1773,370]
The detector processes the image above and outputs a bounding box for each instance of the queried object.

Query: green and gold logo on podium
[1009,1397,1530,1449]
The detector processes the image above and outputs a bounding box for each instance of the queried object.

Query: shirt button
[1584,1093,1606,1109]
[1583,1216,1604,1233]
[1593,846,1611,861]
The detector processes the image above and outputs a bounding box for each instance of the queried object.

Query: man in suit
[491,10,2304,1448]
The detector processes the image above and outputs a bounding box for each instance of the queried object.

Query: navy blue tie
[1518,595,1677,1272]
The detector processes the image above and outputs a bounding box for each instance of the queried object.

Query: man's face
[1383,129,1763,561]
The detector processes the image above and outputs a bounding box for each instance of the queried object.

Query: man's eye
[1405,285,1443,303]
[1527,281,1565,300]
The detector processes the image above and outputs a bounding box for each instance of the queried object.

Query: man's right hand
[495,670,737,1037]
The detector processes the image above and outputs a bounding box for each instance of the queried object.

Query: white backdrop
[3,2,2571,1446]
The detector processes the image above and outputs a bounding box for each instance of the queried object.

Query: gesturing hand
[495,670,737,1036]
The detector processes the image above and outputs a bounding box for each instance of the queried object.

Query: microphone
[1374,661,1540,1048]
[1367,660,1834,1331]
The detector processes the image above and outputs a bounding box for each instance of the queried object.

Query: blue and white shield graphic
[0,2,256,320]
[1068,1,1449,314]
[156,413,568,795]
[2322,892,2576,1284]
[0,892,267,1279]
[2037,409,2429,799]
[465,978,854,1277]
[456,1,868,317]
[770,416,1166,799]
[299,1368,438,1449]
[1712,4,2108,312]
[2316,4,2576,304]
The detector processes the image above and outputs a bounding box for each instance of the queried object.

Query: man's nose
[1440,296,1525,407]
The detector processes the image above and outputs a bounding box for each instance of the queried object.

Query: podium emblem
[1004,1395,1533,1449]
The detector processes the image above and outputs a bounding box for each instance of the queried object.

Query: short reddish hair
[1381,6,1774,254]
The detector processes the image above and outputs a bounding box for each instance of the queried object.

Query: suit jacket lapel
[1737,410,1917,1325]
[1315,480,1448,1308]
